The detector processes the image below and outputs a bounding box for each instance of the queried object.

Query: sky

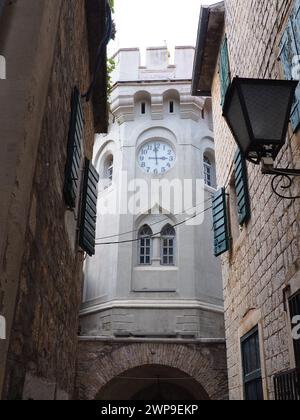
[108,0,218,63]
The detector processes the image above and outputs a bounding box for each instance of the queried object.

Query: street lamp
[222,77,300,199]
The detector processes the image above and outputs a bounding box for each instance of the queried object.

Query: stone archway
[76,340,228,400]
[96,364,209,400]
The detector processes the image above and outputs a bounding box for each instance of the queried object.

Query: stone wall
[211,0,300,400]
[76,340,229,400]
[2,0,96,400]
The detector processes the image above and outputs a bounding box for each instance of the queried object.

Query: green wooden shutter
[64,87,84,208]
[79,159,99,257]
[234,149,251,225]
[219,36,231,106]
[212,188,230,257]
[279,1,300,132]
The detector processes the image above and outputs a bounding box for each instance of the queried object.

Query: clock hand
[154,143,158,166]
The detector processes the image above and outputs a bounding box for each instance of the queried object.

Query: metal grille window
[161,225,176,266]
[289,291,300,368]
[139,225,152,265]
[241,327,264,401]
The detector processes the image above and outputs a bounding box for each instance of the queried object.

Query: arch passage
[96,365,209,400]
[76,341,228,400]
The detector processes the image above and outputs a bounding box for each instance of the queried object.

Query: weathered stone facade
[193,0,300,400]
[0,0,107,400]
[76,340,228,400]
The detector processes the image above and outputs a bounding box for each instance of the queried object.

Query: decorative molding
[78,336,226,344]
[80,299,224,317]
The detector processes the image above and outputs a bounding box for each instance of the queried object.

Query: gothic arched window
[138,225,153,265]
[161,225,176,266]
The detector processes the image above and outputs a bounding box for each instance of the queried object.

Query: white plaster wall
[81,48,224,339]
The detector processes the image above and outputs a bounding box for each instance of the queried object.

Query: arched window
[203,155,213,187]
[161,225,176,266]
[104,155,114,188]
[138,225,153,265]
[203,152,217,189]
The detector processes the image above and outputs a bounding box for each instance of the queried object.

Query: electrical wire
[95,205,213,246]
[95,196,213,241]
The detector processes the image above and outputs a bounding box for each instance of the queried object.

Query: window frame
[241,326,264,401]
[138,225,153,265]
[103,154,114,190]
[203,156,213,187]
[289,291,300,368]
[160,225,176,266]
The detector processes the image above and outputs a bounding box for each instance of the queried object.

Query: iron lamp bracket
[261,158,300,200]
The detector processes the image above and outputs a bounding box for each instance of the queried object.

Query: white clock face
[138,141,176,175]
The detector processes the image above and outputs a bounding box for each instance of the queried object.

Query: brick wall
[76,340,229,400]
[211,0,300,399]
[3,0,96,400]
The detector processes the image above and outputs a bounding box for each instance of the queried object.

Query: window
[138,225,152,265]
[141,102,146,115]
[169,101,174,114]
[104,155,113,188]
[289,291,300,368]
[203,153,216,188]
[279,0,300,132]
[161,225,176,266]
[241,327,264,401]
[204,156,213,187]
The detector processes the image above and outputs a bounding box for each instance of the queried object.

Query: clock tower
[77,47,228,401]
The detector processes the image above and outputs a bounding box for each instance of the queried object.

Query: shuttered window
[241,327,264,401]
[212,188,230,257]
[289,291,300,368]
[64,87,84,208]
[234,149,251,225]
[279,0,300,132]
[219,36,231,106]
[79,159,99,257]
